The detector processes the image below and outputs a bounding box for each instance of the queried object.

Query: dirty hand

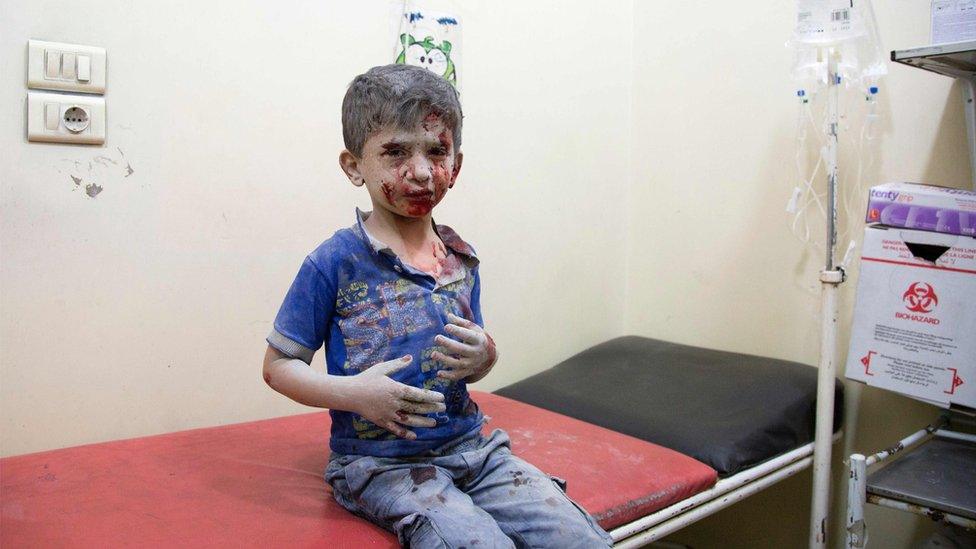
[346,355,446,440]
[432,314,498,382]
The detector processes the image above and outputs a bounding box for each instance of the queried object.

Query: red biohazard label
[903,282,938,313]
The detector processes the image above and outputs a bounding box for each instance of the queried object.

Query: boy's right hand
[346,355,446,440]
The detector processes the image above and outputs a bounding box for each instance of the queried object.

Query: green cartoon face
[396,34,456,85]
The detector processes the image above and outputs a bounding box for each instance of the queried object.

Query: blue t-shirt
[267,209,485,457]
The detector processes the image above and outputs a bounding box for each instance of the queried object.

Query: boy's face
[340,113,462,219]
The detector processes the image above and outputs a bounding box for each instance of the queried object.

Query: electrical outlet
[27,91,105,145]
[27,39,106,94]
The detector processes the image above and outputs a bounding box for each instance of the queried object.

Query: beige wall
[626,1,970,548]
[1,1,969,547]
[0,0,632,456]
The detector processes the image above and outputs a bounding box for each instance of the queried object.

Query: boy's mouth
[403,192,436,216]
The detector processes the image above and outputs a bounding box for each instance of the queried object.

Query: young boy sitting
[262,64,613,548]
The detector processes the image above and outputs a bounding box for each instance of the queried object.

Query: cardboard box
[845,226,976,409]
[866,182,976,237]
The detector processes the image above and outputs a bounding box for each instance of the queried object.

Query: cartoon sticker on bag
[392,7,461,87]
[396,34,456,85]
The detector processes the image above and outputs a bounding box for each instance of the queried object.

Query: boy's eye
[382,148,407,157]
[429,147,448,156]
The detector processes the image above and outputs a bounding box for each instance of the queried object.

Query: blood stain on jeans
[410,466,437,485]
[511,470,530,486]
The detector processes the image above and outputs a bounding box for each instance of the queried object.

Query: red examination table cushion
[1,392,716,547]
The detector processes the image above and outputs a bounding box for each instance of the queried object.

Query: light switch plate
[27,91,106,144]
[27,39,106,94]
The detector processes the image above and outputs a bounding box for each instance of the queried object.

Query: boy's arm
[263,345,355,409]
[262,345,446,440]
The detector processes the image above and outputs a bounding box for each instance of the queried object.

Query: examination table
[1,392,715,547]
[2,336,840,547]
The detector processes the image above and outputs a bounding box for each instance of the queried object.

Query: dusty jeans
[325,428,614,548]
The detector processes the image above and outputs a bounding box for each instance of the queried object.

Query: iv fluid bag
[794,0,865,44]
[790,0,886,91]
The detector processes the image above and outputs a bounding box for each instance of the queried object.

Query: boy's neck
[363,205,438,251]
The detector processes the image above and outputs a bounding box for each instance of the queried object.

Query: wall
[626,1,970,547]
[0,0,633,456]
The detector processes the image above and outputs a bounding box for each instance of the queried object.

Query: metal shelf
[892,40,976,78]
[847,418,976,548]
[867,436,976,521]
[891,40,976,189]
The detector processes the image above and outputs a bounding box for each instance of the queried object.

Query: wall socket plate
[27,39,106,94]
[27,91,106,145]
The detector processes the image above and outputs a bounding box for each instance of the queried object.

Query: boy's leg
[326,453,514,548]
[463,430,614,548]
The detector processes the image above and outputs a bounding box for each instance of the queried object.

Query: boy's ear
[450,151,463,188]
[339,150,365,187]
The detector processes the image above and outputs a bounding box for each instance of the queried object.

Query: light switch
[62,52,76,79]
[44,103,60,130]
[27,40,106,93]
[45,50,60,79]
[77,55,91,82]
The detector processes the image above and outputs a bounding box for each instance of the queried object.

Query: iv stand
[810,47,845,549]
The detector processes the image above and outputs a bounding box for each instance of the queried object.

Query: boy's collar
[354,208,394,255]
[354,208,478,260]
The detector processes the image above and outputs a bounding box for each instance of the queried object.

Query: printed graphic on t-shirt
[338,298,390,373]
[337,278,436,373]
[378,279,435,337]
[352,414,396,441]
[420,345,448,373]
[431,274,475,319]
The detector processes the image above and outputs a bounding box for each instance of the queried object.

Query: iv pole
[809,46,845,549]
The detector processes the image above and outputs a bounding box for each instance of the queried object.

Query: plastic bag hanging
[393,3,462,88]
[789,0,886,97]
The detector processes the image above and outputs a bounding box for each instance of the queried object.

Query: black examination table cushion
[495,336,843,477]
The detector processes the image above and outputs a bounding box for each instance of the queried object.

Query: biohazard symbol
[860,351,876,376]
[902,282,938,313]
[944,368,965,396]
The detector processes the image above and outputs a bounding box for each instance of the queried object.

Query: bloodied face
[344,113,462,218]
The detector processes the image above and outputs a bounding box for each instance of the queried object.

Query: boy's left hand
[433,313,498,382]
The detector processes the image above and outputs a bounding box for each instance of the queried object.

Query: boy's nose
[408,155,432,183]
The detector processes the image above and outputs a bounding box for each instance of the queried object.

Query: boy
[263,64,613,548]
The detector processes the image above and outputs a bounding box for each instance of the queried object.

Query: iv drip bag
[790,0,886,91]
[794,0,866,45]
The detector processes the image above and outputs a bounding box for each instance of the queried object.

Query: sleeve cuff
[266,329,317,364]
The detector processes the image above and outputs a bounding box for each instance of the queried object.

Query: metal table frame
[609,434,841,547]
[846,413,976,548]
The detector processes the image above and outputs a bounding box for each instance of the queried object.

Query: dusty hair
[341,64,463,157]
